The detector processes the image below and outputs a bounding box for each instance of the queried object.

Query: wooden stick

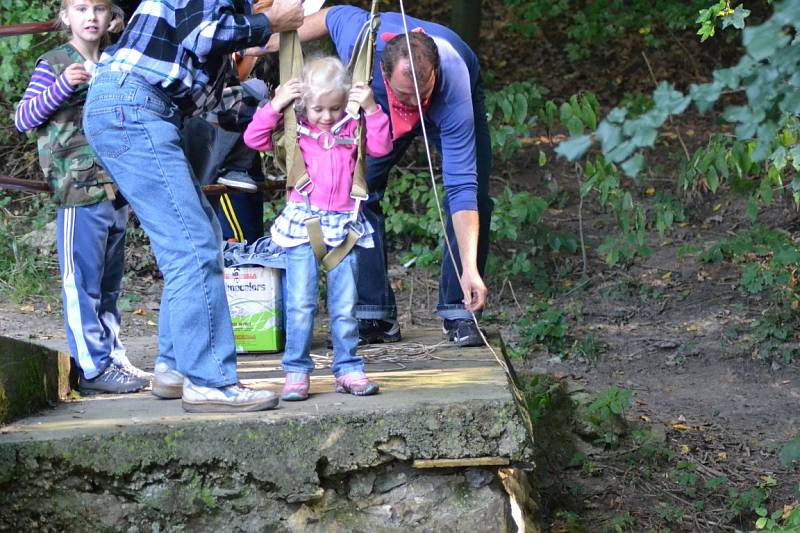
[0,20,58,38]
[413,457,510,468]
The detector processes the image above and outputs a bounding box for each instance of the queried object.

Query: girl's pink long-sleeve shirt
[244,102,393,212]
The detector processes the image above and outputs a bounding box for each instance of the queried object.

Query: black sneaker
[443,318,483,347]
[79,363,149,395]
[358,318,402,345]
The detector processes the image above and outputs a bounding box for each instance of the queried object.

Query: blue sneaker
[218,171,258,192]
[79,363,149,395]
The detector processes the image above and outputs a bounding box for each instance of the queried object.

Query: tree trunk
[450,0,482,52]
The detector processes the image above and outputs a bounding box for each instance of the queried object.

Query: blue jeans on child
[83,69,238,388]
[356,77,494,322]
[57,201,128,379]
[282,243,365,377]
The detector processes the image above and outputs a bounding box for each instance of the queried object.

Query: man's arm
[451,210,487,312]
[179,0,303,59]
[244,6,333,55]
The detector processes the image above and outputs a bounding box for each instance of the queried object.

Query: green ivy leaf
[621,154,645,178]
[607,107,628,124]
[774,0,800,27]
[743,21,789,61]
[596,121,621,154]
[690,82,721,114]
[555,135,592,161]
[721,5,750,30]
[653,82,691,115]
[605,140,636,163]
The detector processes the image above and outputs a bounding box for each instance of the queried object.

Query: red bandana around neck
[380,28,434,140]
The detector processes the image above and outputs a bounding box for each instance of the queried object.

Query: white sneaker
[182,379,279,413]
[152,362,185,399]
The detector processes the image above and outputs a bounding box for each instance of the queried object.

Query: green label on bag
[224,267,285,353]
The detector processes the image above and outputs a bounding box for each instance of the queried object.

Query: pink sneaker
[335,372,379,396]
[281,372,310,401]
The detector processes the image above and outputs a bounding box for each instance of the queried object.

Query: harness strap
[304,216,328,263]
[281,6,379,270]
[279,30,307,189]
[347,11,380,200]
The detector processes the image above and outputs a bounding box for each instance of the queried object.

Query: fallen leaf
[680,444,690,454]
[640,415,651,423]
[133,308,146,316]
[661,271,672,281]
[686,324,700,332]
[671,423,691,431]
[645,187,656,196]
[717,451,728,461]
[18,305,34,312]
[147,320,157,326]
[783,504,797,520]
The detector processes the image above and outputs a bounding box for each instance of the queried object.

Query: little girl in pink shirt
[244,56,392,401]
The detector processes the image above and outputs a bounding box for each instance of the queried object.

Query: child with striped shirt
[15,0,151,394]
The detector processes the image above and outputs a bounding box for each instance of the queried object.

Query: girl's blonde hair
[58,0,125,35]
[296,56,351,114]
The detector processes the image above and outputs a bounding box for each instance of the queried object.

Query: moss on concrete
[0,398,534,530]
[0,336,71,424]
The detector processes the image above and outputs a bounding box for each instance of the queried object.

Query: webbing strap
[303,217,362,271]
[304,216,327,262]
[279,30,308,189]
[321,227,361,271]
[347,13,380,199]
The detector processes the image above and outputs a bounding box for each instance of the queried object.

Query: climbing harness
[280,1,379,271]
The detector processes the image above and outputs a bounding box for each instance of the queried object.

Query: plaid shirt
[100,0,272,116]
[271,202,375,250]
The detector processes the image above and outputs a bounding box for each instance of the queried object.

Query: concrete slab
[0,327,537,531]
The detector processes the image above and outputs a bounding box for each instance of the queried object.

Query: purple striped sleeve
[15,61,76,132]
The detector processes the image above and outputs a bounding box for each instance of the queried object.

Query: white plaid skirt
[270,202,375,249]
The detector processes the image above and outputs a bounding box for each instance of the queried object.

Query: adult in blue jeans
[83,0,303,412]
[281,5,493,347]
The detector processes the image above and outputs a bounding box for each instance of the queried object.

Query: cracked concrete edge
[0,399,534,502]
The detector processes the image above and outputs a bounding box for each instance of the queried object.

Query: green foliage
[0,193,58,301]
[522,374,563,424]
[586,385,631,426]
[503,0,713,61]
[0,1,59,147]
[560,0,800,189]
[700,226,800,361]
[779,434,800,467]
[488,187,576,283]
[382,169,445,267]
[697,1,751,41]
[600,511,635,532]
[485,81,548,160]
[515,302,568,354]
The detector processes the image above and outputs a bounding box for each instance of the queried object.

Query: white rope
[395,2,533,436]
[396,1,491,351]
